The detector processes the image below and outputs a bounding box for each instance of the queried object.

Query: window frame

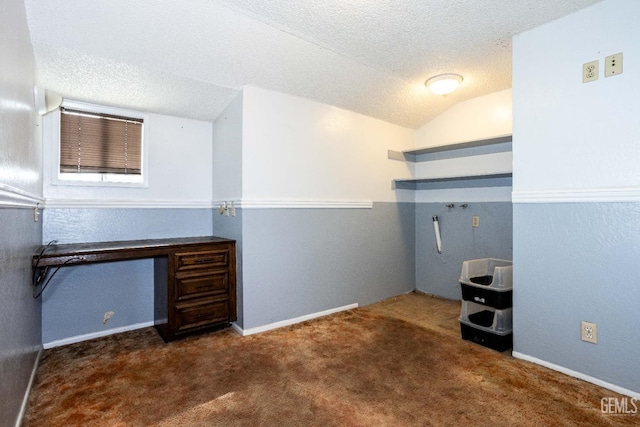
[51,100,149,188]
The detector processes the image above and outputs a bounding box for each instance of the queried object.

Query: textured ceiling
[24,0,601,128]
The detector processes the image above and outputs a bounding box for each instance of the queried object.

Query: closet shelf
[389,134,513,190]
[393,172,512,190]
[388,134,512,162]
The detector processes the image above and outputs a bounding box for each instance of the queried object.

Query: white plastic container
[459,258,513,291]
[459,300,512,334]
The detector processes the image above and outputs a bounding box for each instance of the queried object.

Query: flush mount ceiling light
[425,73,463,95]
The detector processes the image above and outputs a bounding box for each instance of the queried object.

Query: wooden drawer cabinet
[155,239,236,342]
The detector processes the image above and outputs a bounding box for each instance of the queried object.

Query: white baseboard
[512,351,640,399]
[43,321,155,349]
[42,304,359,346]
[233,303,359,337]
[15,346,43,427]
[230,322,244,336]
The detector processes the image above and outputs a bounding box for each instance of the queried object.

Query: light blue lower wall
[239,202,415,330]
[41,208,213,344]
[0,208,42,422]
[39,200,639,397]
[416,202,513,299]
[513,202,640,394]
[43,208,214,244]
[41,202,515,343]
[41,203,415,338]
[212,208,244,327]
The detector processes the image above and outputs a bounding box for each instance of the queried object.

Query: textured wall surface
[42,112,213,204]
[41,208,213,345]
[242,86,414,204]
[413,90,514,297]
[216,85,515,332]
[513,0,640,195]
[212,208,244,327]
[212,90,244,326]
[414,89,512,148]
[212,92,243,202]
[513,203,640,392]
[415,202,512,300]
[513,0,640,395]
[240,203,415,329]
[39,100,217,345]
[212,88,418,332]
[0,0,42,424]
[412,89,513,204]
[0,210,42,423]
[0,1,42,196]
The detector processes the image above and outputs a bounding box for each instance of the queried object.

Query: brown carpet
[24,297,635,426]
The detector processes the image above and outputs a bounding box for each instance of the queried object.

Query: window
[56,102,147,186]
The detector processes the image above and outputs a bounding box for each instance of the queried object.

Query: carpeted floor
[24,293,636,426]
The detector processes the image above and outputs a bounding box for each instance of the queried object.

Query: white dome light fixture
[425,73,463,95]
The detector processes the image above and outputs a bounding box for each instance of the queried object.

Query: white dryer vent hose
[432,216,442,254]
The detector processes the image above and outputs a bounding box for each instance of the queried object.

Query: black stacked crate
[459,258,513,351]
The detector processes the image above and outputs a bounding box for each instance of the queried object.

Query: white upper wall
[40,85,514,207]
[411,89,513,203]
[241,86,414,203]
[414,89,512,147]
[513,0,640,194]
[42,109,213,206]
[0,0,41,199]
[212,93,243,202]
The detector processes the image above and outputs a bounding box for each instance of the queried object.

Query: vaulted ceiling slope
[24,0,601,129]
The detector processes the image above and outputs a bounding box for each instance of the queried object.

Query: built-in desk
[33,236,237,342]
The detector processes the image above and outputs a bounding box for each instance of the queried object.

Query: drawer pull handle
[193,258,214,264]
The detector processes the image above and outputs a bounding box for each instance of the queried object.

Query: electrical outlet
[581,321,598,344]
[583,60,599,83]
[472,215,480,227]
[605,52,623,77]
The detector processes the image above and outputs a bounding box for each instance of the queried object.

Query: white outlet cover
[605,52,623,77]
[583,60,599,83]
[581,320,598,344]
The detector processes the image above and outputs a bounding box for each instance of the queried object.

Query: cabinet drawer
[175,270,228,301]
[174,249,228,271]
[175,300,229,332]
